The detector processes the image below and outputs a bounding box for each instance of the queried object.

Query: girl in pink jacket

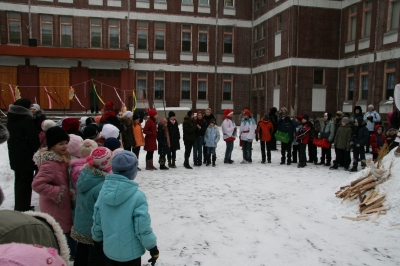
[32,126,77,261]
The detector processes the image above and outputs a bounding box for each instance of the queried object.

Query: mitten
[148,246,159,266]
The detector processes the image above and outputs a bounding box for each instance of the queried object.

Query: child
[120,111,136,152]
[350,117,369,172]
[370,125,387,161]
[39,120,56,148]
[67,134,83,159]
[157,118,170,170]
[256,114,274,163]
[330,117,352,170]
[318,113,334,166]
[292,115,302,164]
[308,115,321,164]
[221,109,236,164]
[32,126,77,261]
[72,147,112,265]
[278,116,295,165]
[240,109,256,164]
[143,109,158,170]
[204,118,220,166]
[386,127,399,151]
[167,111,181,168]
[132,113,145,171]
[104,137,122,151]
[92,151,159,266]
[295,114,312,168]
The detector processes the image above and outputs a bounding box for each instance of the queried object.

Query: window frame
[259,47,265,57]
[260,23,265,39]
[198,0,209,5]
[222,74,233,101]
[275,70,280,86]
[41,15,53,46]
[348,5,358,41]
[313,68,325,85]
[224,0,234,7]
[260,73,265,88]
[154,22,166,51]
[181,24,192,52]
[277,13,282,32]
[346,67,355,101]
[197,73,208,100]
[7,12,21,44]
[254,26,258,43]
[384,61,396,100]
[90,18,102,48]
[180,73,191,100]
[359,65,369,100]
[388,0,400,31]
[136,71,147,99]
[108,19,120,49]
[137,21,148,50]
[223,27,234,54]
[154,71,165,100]
[198,25,208,53]
[361,0,372,38]
[60,16,72,47]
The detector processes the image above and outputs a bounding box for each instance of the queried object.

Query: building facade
[0,0,399,122]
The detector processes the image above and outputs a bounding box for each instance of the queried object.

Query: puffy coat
[7,104,40,171]
[33,110,46,133]
[309,119,321,140]
[257,118,274,142]
[296,122,312,144]
[182,116,197,142]
[92,174,157,262]
[370,125,387,154]
[277,119,296,143]
[132,123,145,147]
[240,117,256,141]
[32,150,72,234]
[320,120,335,142]
[195,119,208,137]
[352,120,370,146]
[364,111,381,132]
[120,117,136,149]
[143,117,157,151]
[72,164,107,244]
[334,124,352,151]
[204,126,220,147]
[69,158,87,191]
[167,119,180,150]
[157,123,170,156]
[221,118,236,142]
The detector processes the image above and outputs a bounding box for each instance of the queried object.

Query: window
[223,74,232,101]
[255,1,259,11]
[155,72,164,99]
[90,69,120,78]
[41,15,53,46]
[261,23,265,39]
[388,0,400,30]
[262,0,266,6]
[275,70,280,86]
[252,97,258,116]
[225,0,233,6]
[155,22,165,51]
[224,27,233,54]
[254,26,258,43]
[91,18,102,48]
[260,73,265,88]
[137,21,148,50]
[199,0,208,4]
[60,17,72,47]
[347,67,355,100]
[277,14,282,31]
[182,24,192,52]
[181,73,191,100]
[182,0,192,3]
[198,74,207,100]
[360,65,369,100]
[348,6,357,41]
[137,71,147,99]
[313,68,324,85]
[8,12,21,44]
[109,19,119,49]
[385,61,396,99]
[253,50,259,58]
[260,47,265,56]
[362,0,372,38]
[198,26,208,53]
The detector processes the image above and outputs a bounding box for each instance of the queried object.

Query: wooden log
[352,177,374,189]
[350,175,371,187]
[360,199,385,213]
[364,190,375,202]
[391,223,400,227]
[342,216,369,221]
[358,180,384,192]
[361,194,386,207]
[379,211,386,215]
[362,205,390,214]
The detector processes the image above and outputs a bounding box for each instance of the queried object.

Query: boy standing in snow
[318,113,334,166]
[256,114,274,163]
[370,125,387,161]
[204,119,220,166]
[157,118,170,170]
[364,105,381,153]
[277,116,295,165]
[240,109,256,164]
[308,115,321,164]
[295,115,312,168]
[350,117,370,172]
[292,115,302,164]
[221,109,236,164]
[330,117,352,170]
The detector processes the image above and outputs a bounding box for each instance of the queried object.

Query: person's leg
[312,143,318,163]
[74,242,90,266]
[184,140,194,168]
[287,144,292,164]
[352,147,360,170]
[89,241,107,266]
[326,145,332,165]
[299,143,306,165]
[292,145,298,163]
[281,143,286,164]
[307,140,313,162]
[360,146,366,168]
[105,257,141,266]
[203,143,207,164]
[266,141,272,162]
[242,140,248,162]
[226,141,234,162]
[193,138,199,165]
[344,150,351,169]
[14,171,34,212]
[198,136,204,165]
[247,141,253,162]
[65,231,77,260]
[366,131,373,153]
[260,141,266,163]
[211,147,216,166]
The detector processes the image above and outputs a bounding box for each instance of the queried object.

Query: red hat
[62,117,80,133]
[296,115,303,121]
[243,109,251,116]
[148,109,158,117]
[224,109,233,116]
[104,102,114,112]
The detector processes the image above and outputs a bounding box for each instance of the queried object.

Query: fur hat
[341,117,350,125]
[302,114,310,121]
[132,113,140,121]
[83,125,99,140]
[100,124,119,139]
[94,116,102,124]
[0,243,67,265]
[41,120,56,132]
[79,116,88,125]
[62,118,80,133]
[324,113,332,120]
[354,106,362,113]
[281,107,288,113]
[123,111,133,118]
[80,139,98,158]
[104,137,121,151]
[112,150,138,180]
[46,127,69,150]
[67,134,83,157]
[86,147,112,172]
[148,109,158,117]
[0,124,9,144]
[243,109,251,116]
[30,104,40,111]
[335,111,344,117]
[14,98,31,109]
[0,185,4,206]
[168,111,176,118]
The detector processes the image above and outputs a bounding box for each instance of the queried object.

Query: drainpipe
[127,0,130,43]
[28,0,32,38]
[336,3,343,112]
[265,0,269,114]
[286,6,291,111]
[371,0,380,105]
[294,0,299,115]
[250,0,254,112]
[214,0,219,120]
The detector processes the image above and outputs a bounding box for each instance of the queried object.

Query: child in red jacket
[295,114,312,168]
[370,125,387,161]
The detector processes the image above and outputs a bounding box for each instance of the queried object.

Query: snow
[1,125,400,266]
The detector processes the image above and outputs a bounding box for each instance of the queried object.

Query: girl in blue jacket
[92,151,159,266]
[204,118,220,166]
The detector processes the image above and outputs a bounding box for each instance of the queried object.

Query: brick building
[0,0,399,122]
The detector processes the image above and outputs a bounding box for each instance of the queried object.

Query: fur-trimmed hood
[120,116,133,125]
[33,149,64,166]
[7,104,33,117]
[77,164,108,193]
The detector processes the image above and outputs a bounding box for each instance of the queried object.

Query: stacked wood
[335,175,382,203]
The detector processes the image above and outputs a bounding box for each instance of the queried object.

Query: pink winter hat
[80,139,98,158]
[86,147,112,172]
[67,134,83,157]
[0,243,67,265]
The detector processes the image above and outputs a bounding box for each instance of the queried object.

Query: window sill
[223,6,236,16]
[312,85,326,89]
[358,37,370,50]
[222,54,234,63]
[153,51,166,60]
[345,41,356,53]
[198,5,211,13]
[181,3,194,12]
[197,53,209,62]
[137,0,150,8]
[136,50,149,59]
[154,1,167,10]
[383,30,398,45]
[180,100,192,108]
[180,52,193,61]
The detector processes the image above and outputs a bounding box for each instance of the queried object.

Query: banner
[113,87,125,107]
[8,84,15,102]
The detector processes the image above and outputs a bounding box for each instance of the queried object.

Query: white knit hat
[30,104,40,111]
[80,116,89,125]
[123,111,133,118]
[67,134,83,157]
[80,139,98,158]
[100,124,119,139]
[41,120,57,131]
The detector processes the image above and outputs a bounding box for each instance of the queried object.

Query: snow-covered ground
[1,125,399,266]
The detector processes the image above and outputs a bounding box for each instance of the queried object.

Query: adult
[30,104,46,133]
[167,111,181,168]
[353,106,363,122]
[221,109,237,164]
[363,104,381,153]
[100,102,121,130]
[308,114,321,164]
[89,84,99,114]
[193,111,207,166]
[268,107,278,150]
[278,107,289,120]
[182,110,197,169]
[143,109,158,170]
[7,98,40,211]
[202,108,215,162]
[390,109,400,129]
[120,111,136,152]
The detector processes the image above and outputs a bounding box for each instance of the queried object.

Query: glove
[368,116,373,122]
[356,144,360,147]
[148,246,159,266]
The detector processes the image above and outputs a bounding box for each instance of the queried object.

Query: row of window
[254,0,267,11]
[135,72,233,101]
[253,13,282,43]
[37,0,235,6]
[6,13,234,54]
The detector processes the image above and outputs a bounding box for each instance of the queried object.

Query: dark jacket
[183,116,197,142]
[143,117,157,151]
[33,110,46,133]
[120,117,136,148]
[268,109,278,130]
[167,119,180,150]
[101,115,121,131]
[157,123,170,155]
[334,124,352,151]
[390,110,400,129]
[7,104,40,171]
[386,131,399,151]
[195,119,208,137]
[278,120,296,143]
[352,120,370,146]
[309,119,321,140]
[353,106,363,122]
[203,113,215,125]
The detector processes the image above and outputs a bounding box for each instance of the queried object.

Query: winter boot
[212,158,216,167]
[206,158,211,166]
[297,163,305,168]
[146,160,152,170]
[184,158,193,169]
[170,160,177,168]
[349,166,358,172]
[159,158,169,170]
[317,158,325,165]
[149,159,157,170]
[329,161,338,170]
[280,158,285,165]
[168,159,172,168]
[287,159,291,165]
[324,162,331,166]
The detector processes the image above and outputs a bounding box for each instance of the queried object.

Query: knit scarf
[170,118,176,125]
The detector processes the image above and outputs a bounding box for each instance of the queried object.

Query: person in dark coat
[390,110,400,129]
[89,84,99,114]
[386,127,399,151]
[157,118,170,170]
[7,98,40,211]
[268,107,278,150]
[202,108,215,162]
[143,109,158,170]
[308,114,321,164]
[167,111,180,168]
[30,104,46,133]
[193,111,208,166]
[350,117,370,172]
[182,110,197,169]
[120,111,136,152]
[100,102,121,130]
[277,116,295,165]
[353,106,363,122]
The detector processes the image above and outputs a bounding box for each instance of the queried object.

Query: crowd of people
[2,97,400,265]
